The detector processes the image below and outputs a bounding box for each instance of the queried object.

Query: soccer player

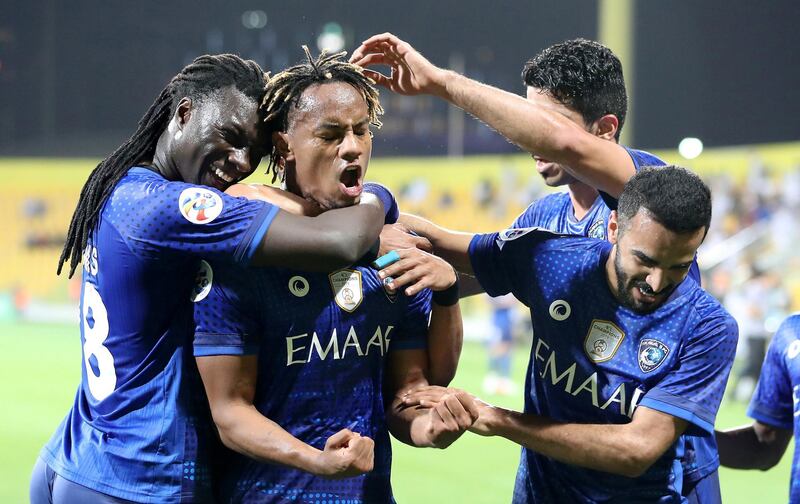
[381,166,738,502]
[193,49,476,503]
[31,54,389,504]
[715,314,799,501]
[352,34,711,499]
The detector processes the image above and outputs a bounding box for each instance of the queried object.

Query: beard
[613,247,676,314]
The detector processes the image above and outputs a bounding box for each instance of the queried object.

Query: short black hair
[261,46,382,183]
[522,39,627,140]
[618,166,712,236]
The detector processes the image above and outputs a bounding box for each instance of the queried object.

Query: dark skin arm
[716,421,792,470]
[249,193,384,271]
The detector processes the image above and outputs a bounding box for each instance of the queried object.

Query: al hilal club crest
[329,269,363,312]
[179,188,223,224]
[584,319,625,363]
[638,339,670,373]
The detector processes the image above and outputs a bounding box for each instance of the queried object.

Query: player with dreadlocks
[192,47,475,503]
[32,53,387,504]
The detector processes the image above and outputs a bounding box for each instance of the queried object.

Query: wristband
[432,277,459,306]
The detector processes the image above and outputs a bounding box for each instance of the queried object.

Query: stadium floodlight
[678,137,703,160]
[241,10,268,30]
[317,22,345,53]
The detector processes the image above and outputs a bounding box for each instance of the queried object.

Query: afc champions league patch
[329,269,364,312]
[288,275,310,297]
[178,187,223,224]
[496,226,542,250]
[584,319,625,363]
[638,338,670,373]
[191,260,213,302]
[588,219,606,240]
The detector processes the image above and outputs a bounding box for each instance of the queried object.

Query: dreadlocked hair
[261,46,383,183]
[57,54,268,278]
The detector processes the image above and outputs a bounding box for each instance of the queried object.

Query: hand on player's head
[317,428,375,479]
[379,224,433,255]
[349,32,445,96]
[378,247,456,296]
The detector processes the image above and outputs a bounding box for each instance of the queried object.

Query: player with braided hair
[32,53,387,504]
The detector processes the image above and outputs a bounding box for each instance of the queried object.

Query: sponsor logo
[191,260,213,302]
[179,188,223,224]
[329,269,363,312]
[583,319,625,363]
[549,300,571,321]
[788,340,800,360]
[638,338,670,373]
[286,325,394,366]
[288,276,310,297]
[588,219,606,240]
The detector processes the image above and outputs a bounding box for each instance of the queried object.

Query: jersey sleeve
[390,289,433,351]
[510,202,538,229]
[639,313,738,436]
[193,261,263,357]
[747,319,798,430]
[110,179,279,266]
[600,147,667,210]
[468,228,555,305]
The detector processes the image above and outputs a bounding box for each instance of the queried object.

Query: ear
[272,131,293,163]
[593,114,619,141]
[175,97,193,130]
[607,210,620,244]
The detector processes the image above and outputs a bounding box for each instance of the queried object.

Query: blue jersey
[747,314,800,502]
[40,167,278,503]
[511,147,710,483]
[468,229,737,503]
[193,260,432,503]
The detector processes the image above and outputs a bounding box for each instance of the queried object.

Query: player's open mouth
[339,165,363,197]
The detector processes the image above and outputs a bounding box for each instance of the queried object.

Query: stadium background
[2,1,799,502]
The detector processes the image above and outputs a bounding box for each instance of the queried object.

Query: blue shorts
[30,457,137,504]
[683,469,721,504]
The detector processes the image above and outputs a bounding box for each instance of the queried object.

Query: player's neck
[567,181,600,220]
[604,246,622,301]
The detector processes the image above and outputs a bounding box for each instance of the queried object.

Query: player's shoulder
[684,283,739,343]
[494,227,609,267]
[771,313,800,350]
[623,146,667,168]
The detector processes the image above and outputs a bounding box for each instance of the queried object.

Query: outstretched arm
[405,387,687,478]
[250,193,384,271]
[393,213,475,274]
[196,354,374,478]
[716,421,792,470]
[351,33,634,197]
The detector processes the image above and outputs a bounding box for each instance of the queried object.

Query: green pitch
[1,321,792,503]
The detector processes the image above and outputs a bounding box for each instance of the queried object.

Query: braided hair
[58,54,267,278]
[261,46,383,183]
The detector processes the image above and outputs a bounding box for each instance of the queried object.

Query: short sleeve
[639,314,738,436]
[108,176,279,265]
[468,232,515,299]
[510,202,538,229]
[600,147,667,210]
[389,289,432,351]
[193,261,263,357]
[747,320,798,430]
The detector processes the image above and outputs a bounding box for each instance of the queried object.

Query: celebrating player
[192,49,475,503]
[31,54,388,504]
[381,166,738,502]
[715,314,800,501]
[353,34,715,500]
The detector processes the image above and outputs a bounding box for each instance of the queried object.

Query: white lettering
[600,383,627,415]
[309,330,340,361]
[541,352,576,392]
[341,326,364,358]
[572,372,599,407]
[383,326,394,353]
[365,327,385,356]
[286,334,308,366]
[628,387,646,417]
